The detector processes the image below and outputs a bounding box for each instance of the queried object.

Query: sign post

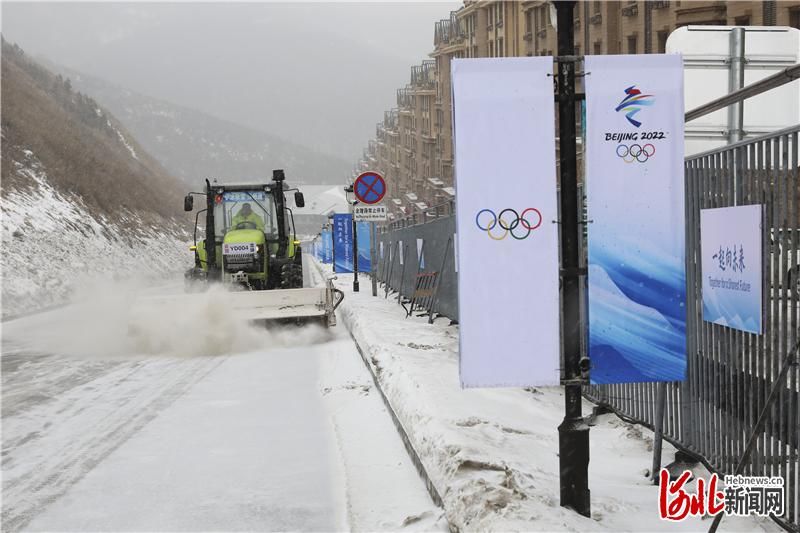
[370,223,378,296]
[554,0,591,518]
[352,171,387,296]
[352,212,359,292]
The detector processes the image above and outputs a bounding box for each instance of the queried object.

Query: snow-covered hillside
[1,149,189,318]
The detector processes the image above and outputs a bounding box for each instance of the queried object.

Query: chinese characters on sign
[711,244,746,273]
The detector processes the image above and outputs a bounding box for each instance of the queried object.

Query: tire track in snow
[2,355,224,532]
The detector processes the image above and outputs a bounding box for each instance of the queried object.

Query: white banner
[452,57,560,388]
[701,205,763,333]
[585,54,686,384]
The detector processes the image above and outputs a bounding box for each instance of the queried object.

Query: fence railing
[382,200,454,232]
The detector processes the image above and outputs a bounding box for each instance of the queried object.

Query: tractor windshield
[214,190,277,237]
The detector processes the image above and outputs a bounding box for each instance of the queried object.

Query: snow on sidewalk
[315,261,779,532]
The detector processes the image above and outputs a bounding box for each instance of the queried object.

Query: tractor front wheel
[280,263,304,289]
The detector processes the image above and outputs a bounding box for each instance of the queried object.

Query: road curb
[309,259,457,532]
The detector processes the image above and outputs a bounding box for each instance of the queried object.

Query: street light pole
[352,206,359,292]
[555,0,591,518]
[344,184,359,292]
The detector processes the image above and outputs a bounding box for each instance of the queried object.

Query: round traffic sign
[353,172,386,205]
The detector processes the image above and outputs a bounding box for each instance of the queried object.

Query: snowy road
[1,264,442,531]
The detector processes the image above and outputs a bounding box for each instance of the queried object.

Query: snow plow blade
[226,286,343,326]
[134,283,344,327]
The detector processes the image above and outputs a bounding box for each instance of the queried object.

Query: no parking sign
[353,172,386,205]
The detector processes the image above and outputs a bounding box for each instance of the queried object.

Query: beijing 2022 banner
[585,54,686,384]
[452,57,560,388]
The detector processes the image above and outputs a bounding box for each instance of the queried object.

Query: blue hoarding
[357,221,371,273]
[322,230,333,264]
[333,214,353,273]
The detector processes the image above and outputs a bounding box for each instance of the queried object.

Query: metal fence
[586,125,799,531]
[375,215,458,322]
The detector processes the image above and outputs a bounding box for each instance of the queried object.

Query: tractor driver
[231,203,264,231]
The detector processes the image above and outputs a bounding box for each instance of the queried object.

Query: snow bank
[313,260,779,532]
[1,149,188,318]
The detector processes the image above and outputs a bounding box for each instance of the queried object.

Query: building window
[627,35,638,54]
[790,7,800,29]
[497,3,503,24]
[489,41,494,57]
[657,30,668,53]
[594,1,601,14]
[488,7,493,26]
[734,15,751,26]
[498,38,504,57]
[594,41,602,55]
[763,1,776,25]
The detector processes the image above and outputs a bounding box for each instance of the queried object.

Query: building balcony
[590,13,602,25]
[536,28,547,38]
[621,4,639,17]
[524,31,533,41]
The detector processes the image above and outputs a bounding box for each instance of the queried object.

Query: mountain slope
[1,40,185,222]
[54,66,351,187]
[1,40,189,318]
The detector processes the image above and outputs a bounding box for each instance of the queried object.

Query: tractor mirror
[294,192,305,208]
[184,194,194,212]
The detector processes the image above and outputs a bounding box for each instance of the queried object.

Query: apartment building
[359,0,800,221]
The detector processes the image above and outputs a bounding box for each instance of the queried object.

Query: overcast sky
[2,1,460,161]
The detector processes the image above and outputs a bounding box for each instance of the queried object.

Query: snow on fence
[375,126,799,531]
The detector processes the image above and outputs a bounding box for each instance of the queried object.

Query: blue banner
[333,214,354,273]
[332,216,371,273]
[357,221,371,273]
[322,230,333,264]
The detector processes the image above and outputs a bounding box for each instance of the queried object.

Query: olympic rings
[475,208,542,240]
[616,143,655,163]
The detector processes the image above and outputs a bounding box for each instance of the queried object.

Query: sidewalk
[315,261,779,532]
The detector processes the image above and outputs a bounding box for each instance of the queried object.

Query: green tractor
[181,169,342,326]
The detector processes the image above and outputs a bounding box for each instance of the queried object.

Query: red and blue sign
[353,171,386,205]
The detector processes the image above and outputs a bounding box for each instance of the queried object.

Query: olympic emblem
[616,143,655,163]
[475,208,542,240]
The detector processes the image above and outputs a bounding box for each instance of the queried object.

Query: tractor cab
[184,170,305,291]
